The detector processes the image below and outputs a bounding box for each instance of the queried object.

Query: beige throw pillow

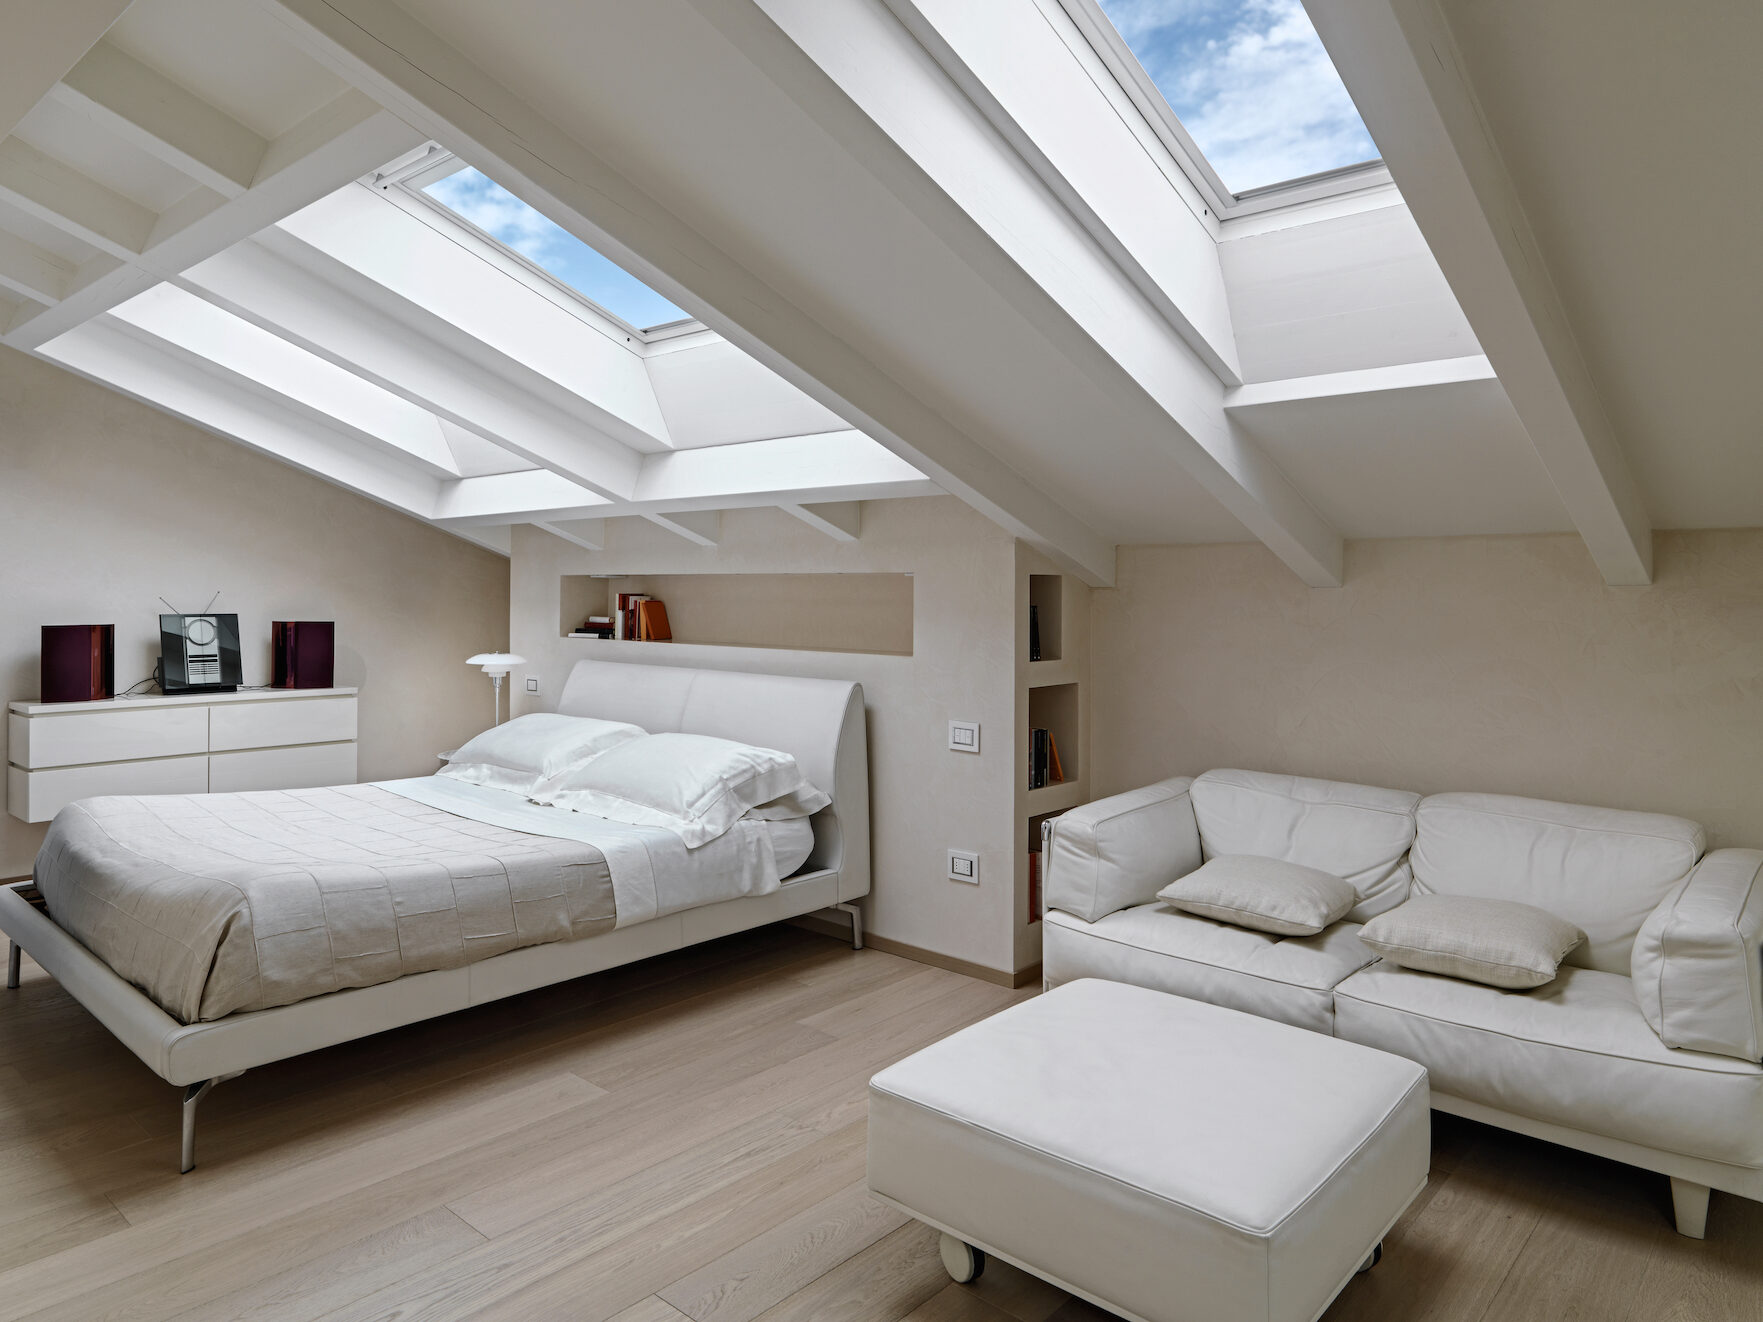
[1359,894,1585,989]
[1157,855,1356,937]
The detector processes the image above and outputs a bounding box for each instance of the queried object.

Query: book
[637,599,672,641]
[1047,732,1064,784]
[1029,726,1049,789]
[1029,604,1041,662]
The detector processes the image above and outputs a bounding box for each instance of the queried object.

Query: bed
[0,659,869,1170]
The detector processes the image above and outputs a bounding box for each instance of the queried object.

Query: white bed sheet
[379,776,787,928]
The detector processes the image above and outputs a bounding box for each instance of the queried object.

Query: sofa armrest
[1043,777,1201,924]
[1632,849,1763,1061]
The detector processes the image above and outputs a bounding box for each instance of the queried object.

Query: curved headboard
[556,660,869,895]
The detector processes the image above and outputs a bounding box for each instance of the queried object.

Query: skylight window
[1090,0,1378,196]
[422,166,688,331]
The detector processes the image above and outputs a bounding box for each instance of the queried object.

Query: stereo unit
[272,620,335,689]
[40,624,114,703]
[158,613,242,694]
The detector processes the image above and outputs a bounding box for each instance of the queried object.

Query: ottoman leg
[1357,1242,1383,1274]
[939,1232,987,1284]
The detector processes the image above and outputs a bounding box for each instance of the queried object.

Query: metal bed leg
[181,1080,214,1173]
[7,941,19,990]
[832,902,864,950]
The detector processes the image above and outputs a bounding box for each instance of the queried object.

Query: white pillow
[1359,894,1585,989]
[1157,855,1356,937]
[438,713,646,796]
[532,732,830,846]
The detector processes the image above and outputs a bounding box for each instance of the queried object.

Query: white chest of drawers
[7,688,358,823]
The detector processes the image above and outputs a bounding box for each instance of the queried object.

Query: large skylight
[423,167,688,331]
[1093,0,1377,195]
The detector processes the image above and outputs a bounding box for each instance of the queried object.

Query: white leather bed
[0,659,869,1170]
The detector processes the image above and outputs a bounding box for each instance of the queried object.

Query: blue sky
[425,167,687,330]
[1095,0,1377,193]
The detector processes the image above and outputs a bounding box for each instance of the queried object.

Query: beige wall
[509,497,1023,972]
[1092,532,1763,848]
[0,347,510,877]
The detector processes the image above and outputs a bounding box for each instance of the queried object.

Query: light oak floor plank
[1,928,1760,1322]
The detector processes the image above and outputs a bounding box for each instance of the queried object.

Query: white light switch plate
[525,677,540,692]
[948,720,980,753]
[948,849,980,883]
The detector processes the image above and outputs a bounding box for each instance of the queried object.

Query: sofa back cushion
[1190,769,1421,922]
[1413,793,1705,974]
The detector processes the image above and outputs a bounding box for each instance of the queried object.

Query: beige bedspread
[33,784,616,1022]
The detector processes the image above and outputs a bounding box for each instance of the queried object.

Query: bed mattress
[32,779,805,1023]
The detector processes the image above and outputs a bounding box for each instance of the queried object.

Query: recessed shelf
[560,572,913,655]
[1027,658,1078,688]
[1029,573,1063,662]
[1028,780,1085,814]
[1027,681,1080,786]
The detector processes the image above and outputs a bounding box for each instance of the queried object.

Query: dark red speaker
[41,625,114,703]
[272,621,335,689]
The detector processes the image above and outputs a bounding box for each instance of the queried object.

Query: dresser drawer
[209,697,356,752]
[209,742,356,794]
[8,705,209,770]
[7,756,210,823]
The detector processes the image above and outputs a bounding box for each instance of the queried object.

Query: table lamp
[467,651,526,725]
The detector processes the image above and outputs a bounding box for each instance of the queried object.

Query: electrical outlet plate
[947,849,979,883]
[948,720,980,753]
[525,677,540,692]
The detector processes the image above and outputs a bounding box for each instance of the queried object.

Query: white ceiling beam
[643,510,723,547]
[532,518,608,552]
[4,92,422,350]
[39,317,442,519]
[258,0,1118,587]
[0,136,157,259]
[0,0,133,140]
[49,41,269,199]
[0,228,75,305]
[175,232,643,499]
[780,499,861,542]
[1307,0,1653,585]
[107,283,464,479]
[1224,355,1496,410]
[436,521,513,556]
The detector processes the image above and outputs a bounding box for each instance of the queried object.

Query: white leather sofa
[1042,768,1763,1238]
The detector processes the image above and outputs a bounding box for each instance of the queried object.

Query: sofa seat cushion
[1043,902,1379,1035]
[1191,769,1421,923]
[1412,793,1704,975]
[1335,961,1763,1167]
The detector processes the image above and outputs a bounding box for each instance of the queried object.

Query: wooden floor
[0,926,1758,1321]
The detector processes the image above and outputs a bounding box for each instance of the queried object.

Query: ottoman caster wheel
[1357,1242,1383,1274]
[939,1233,987,1284]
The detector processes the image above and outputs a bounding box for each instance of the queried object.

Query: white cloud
[1099,0,1377,192]
[425,169,569,266]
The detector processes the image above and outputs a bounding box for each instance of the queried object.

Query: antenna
[199,590,221,614]
[158,596,183,615]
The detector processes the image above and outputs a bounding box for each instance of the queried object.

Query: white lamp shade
[467,651,526,677]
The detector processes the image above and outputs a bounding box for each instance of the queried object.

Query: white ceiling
[0,0,1744,585]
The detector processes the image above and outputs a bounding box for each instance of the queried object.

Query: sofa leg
[1670,1177,1710,1239]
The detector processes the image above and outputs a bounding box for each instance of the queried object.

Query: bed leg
[181,1079,215,1173]
[6,941,18,990]
[832,902,864,950]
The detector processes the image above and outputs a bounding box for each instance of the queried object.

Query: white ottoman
[867,979,1429,1322]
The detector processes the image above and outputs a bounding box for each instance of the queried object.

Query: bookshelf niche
[559,572,913,656]
[1017,556,1090,969]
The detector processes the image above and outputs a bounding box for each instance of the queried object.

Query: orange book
[1047,733,1064,783]
[637,599,672,641]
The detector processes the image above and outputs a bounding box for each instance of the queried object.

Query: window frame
[1055,0,1392,220]
[367,145,703,342]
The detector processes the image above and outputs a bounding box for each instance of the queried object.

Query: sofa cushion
[1334,961,1763,1167]
[1359,894,1585,990]
[1042,777,1200,924]
[1159,855,1356,937]
[1043,902,1378,1035]
[1412,793,1705,975]
[1190,770,1421,923]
